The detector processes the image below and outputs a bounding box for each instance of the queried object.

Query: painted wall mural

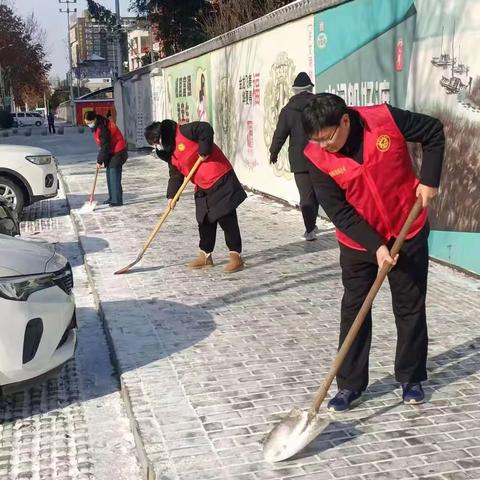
[116,0,479,273]
[210,16,314,205]
[164,54,213,124]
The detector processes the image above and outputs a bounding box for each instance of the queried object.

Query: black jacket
[160,121,247,224]
[269,91,315,173]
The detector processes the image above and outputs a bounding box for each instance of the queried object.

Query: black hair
[84,110,108,126]
[144,121,162,145]
[145,119,178,162]
[84,110,96,121]
[302,93,348,137]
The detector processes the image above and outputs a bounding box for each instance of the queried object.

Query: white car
[12,112,45,127]
[0,145,59,215]
[0,235,76,392]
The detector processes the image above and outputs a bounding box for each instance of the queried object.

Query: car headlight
[0,273,55,301]
[26,155,52,165]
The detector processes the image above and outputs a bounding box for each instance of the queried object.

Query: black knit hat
[292,72,314,88]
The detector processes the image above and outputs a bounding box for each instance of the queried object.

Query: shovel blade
[114,255,142,275]
[263,408,330,463]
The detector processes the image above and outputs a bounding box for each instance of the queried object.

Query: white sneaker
[303,229,317,241]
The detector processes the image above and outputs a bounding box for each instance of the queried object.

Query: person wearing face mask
[302,93,444,412]
[84,110,128,207]
[144,119,247,273]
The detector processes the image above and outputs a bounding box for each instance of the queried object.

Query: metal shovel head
[262,407,330,463]
[78,201,97,214]
[114,254,142,275]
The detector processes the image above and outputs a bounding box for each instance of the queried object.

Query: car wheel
[35,121,42,127]
[19,121,24,127]
[0,177,25,216]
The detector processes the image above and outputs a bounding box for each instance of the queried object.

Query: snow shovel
[79,166,100,213]
[263,196,424,463]
[114,156,203,275]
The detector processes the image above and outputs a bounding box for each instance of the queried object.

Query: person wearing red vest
[84,110,128,207]
[144,120,247,273]
[302,93,444,411]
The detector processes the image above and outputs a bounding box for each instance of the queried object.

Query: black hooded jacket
[269,91,315,173]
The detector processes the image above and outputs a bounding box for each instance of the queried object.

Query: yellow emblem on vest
[178,143,186,152]
[329,166,346,177]
[376,134,390,152]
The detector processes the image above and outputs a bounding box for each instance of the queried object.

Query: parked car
[0,145,58,215]
[0,196,20,237]
[0,235,76,392]
[12,112,45,127]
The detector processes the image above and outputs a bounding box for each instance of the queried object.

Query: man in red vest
[302,93,444,411]
[84,110,128,207]
[144,120,246,273]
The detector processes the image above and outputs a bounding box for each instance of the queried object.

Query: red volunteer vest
[94,121,127,154]
[171,127,232,189]
[304,104,428,251]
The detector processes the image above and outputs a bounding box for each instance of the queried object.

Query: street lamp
[58,0,76,125]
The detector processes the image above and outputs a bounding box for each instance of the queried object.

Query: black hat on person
[292,72,314,88]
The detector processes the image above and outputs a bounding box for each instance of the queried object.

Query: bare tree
[203,0,295,39]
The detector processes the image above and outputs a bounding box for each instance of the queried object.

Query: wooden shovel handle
[139,157,203,255]
[309,196,424,415]
[89,167,99,204]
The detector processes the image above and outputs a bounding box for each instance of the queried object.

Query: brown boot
[224,251,244,273]
[188,251,214,269]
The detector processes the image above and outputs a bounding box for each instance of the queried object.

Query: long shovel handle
[309,196,424,416]
[139,156,203,254]
[114,157,203,275]
[89,167,99,204]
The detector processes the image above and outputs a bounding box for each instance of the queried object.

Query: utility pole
[114,0,123,77]
[59,0,77,125]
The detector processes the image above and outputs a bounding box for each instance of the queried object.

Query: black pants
[198,210,242,254]
[106,166,123,205]
[336,225,430,391]
[48,124,55,134]
[294,172,319,233]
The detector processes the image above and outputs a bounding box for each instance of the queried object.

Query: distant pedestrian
[47,112,56,134]
[269,72,320,241]
[106,109,112,121]
[84,110,128,207]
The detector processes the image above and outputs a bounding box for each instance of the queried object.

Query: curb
[58,170,157,480]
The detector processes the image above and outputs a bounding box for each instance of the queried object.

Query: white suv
[12,112,45,127]
[0,145,59,215]
[0,235,76,391]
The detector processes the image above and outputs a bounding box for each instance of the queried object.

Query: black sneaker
[102,199,111,205]
[402,383,425,404]
[327,389,362,412]
[109,203,123,207]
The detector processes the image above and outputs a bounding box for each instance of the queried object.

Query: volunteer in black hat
[269,72,320,241]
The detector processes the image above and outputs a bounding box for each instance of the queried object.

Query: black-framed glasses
[313,124,339,145]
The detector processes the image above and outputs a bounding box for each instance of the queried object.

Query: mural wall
[211,16,314,204]
[115,0,479,274]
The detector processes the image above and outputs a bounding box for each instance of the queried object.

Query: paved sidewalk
[54,146,480,480]
[0,190,141,480]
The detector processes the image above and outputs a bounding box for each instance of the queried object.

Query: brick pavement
[0,187,140,480]
[56,144,480,480]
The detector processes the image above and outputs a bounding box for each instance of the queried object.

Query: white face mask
[154,142,163,150]
[86,122,95,129]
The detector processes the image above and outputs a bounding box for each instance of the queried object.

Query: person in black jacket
[269,72,320,241]
[144,120,247,273]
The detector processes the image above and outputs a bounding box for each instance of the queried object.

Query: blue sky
[12,0,130,78]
